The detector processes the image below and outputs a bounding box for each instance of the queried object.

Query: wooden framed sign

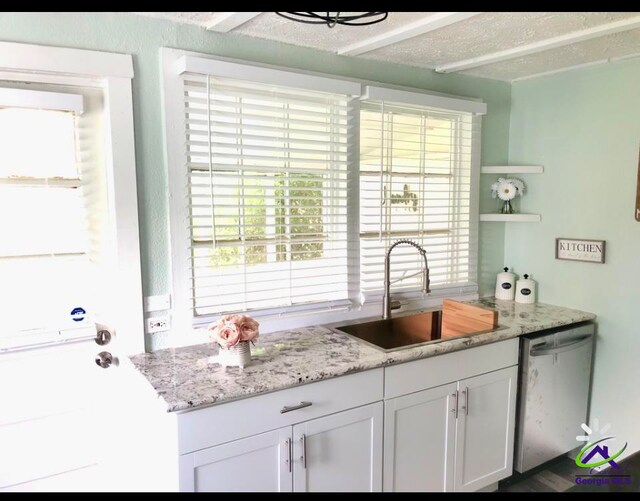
[556,238,605,264]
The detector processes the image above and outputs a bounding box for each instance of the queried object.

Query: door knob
[95,351,113,369]
[95,330,112,346]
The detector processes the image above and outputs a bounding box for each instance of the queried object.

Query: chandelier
[275,12,389,28]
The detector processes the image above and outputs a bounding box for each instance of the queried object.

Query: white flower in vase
[490,177,525,214]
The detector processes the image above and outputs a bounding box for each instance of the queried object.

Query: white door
[0,46,142,492]
[453,365,518,492]
[179,427,293,492]
[292,402,383,492]
[383,382,457,492]
[0,338,124,492]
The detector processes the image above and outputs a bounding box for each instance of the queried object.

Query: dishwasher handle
[530,335,592,357]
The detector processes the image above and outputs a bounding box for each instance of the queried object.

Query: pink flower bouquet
[208,314,260,349]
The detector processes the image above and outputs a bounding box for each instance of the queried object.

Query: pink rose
[237,315,260,342]
[208,314,259,347]
[209,321,240,348]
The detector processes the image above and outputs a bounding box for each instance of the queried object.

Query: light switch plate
[144,294,171,313]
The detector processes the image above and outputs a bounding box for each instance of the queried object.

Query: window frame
[162,48,482,339]
[0,41,144,355]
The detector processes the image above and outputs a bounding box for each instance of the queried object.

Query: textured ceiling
[465,28,640,80]
[133,12,640,81]
[360,12,638,68]
[236,12,428,51]
[136,11,216,27]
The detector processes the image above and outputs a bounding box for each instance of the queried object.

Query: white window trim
[177,54,361,96]
[362,85,487,115]
[0,41,143,355]
[162,47,481,345]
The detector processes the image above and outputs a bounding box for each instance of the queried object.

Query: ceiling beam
[205,12,262,32]
[337,12,483,56]
[435,15,640,73]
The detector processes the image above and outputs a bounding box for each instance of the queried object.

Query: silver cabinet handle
[462,387,469,415]
[451,391,459,418]
[285,438,292,473]
[280,401,312,414]
[300,434,307,469]
[530,335,592,357]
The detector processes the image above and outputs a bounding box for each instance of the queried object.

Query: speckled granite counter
[129,299,595,413]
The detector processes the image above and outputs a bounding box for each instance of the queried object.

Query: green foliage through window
[206,172,324,268]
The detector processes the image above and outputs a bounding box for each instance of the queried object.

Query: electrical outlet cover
[146,315,171,334]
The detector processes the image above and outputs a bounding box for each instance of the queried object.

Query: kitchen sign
[556,238,606,264]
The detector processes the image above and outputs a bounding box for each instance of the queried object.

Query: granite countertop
[129,299,596,413]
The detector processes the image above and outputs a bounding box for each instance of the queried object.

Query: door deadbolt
[95,330,112,346]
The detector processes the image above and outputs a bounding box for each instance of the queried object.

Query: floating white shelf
[481,165,544,174]
[480,213,541,222]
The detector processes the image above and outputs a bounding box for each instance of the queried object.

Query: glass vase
[501,199,514,214]
[218,340,252,368]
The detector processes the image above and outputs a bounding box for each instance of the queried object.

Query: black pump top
[524,274,529,279]
[504,267,509,272]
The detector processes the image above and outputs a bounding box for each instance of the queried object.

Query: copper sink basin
[332,310,499,352]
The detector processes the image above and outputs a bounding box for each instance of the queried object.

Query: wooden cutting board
[441,299,498,339]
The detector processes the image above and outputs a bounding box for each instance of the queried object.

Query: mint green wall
[0,12,509,342]
[507,59,640,456]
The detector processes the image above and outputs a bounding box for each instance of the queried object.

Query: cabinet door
[453,365,518,492]
[292,402,383,492]
[179,427,292,492]
[383,382,458,492]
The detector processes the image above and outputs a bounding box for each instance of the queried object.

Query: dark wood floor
[498,451,640,493]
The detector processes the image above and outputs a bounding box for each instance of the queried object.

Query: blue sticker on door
[70,307,86,322]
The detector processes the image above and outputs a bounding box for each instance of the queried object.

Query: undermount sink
[332,310,500,353]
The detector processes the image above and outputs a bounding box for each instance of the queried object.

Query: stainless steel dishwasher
[514,322,595,473]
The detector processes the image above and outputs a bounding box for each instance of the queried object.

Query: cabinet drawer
[385,339,518,399]
[177,368,383,454]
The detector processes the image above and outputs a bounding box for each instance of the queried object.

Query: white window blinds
[359,100,478,295]
[182,72,352,317]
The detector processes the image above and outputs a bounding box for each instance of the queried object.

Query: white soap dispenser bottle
[495,267,516,300]
[515,274,537,304]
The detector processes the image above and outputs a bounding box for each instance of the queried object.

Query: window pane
[183,74,350,316]
[360,104,474,292]
[0,86,97,342]
[0,108,78,179]
[0,256,94,332]
[0,186,87,257]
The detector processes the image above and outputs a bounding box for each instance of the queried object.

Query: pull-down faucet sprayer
[382,239,431,320]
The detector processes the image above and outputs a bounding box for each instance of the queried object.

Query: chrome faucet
[382,239,431,320]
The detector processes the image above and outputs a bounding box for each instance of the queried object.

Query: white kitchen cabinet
[453,365,518,492]
[179,427,292,492]
[179,402,383,492]
[293,402,383,492]
[383,340,519,493]
[134,340,522,493]
[383,382,458,492]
